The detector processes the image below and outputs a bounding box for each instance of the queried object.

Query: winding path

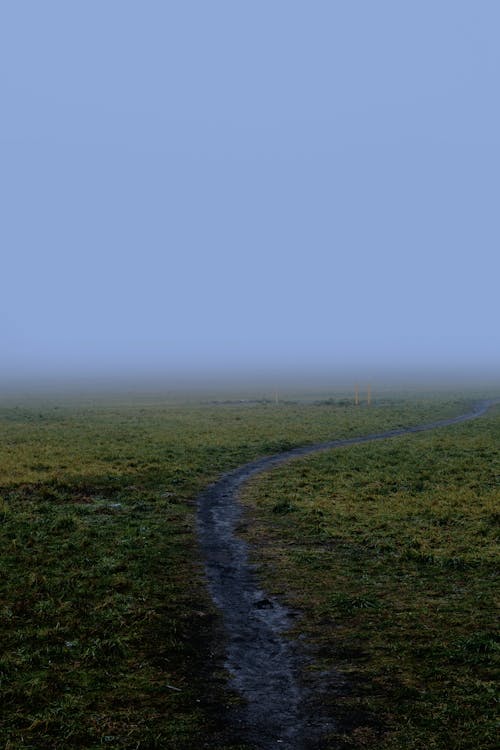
[196,400,495,749]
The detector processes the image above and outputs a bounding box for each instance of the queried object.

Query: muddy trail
[196,401,495,749]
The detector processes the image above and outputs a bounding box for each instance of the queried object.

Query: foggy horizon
[1,363,498,399]
[2,2,499,388]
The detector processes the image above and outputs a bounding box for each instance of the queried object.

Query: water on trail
[196,400,494,749]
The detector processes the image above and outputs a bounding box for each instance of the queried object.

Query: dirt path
[196,400,495,749]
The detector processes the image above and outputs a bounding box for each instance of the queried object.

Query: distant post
[367,383,371,406]
[354,384,359,406]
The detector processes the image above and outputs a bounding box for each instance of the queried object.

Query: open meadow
[0,390,498,749]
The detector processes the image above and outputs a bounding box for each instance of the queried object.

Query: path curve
[196,400,496,749]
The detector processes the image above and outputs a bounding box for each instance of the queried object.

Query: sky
[1,1,499,386]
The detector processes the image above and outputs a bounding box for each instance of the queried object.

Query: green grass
[0,392,496,748]
[241,405,500,749]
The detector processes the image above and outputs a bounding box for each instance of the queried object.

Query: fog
[2,2,499,392]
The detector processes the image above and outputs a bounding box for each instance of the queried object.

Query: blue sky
[1,1,499,384]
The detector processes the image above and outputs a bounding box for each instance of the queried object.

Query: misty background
[1,1,499,388]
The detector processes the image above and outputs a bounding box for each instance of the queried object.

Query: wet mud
[196,400,495,749]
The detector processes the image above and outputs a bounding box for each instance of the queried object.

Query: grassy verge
[241,405,499,749]
[0,393,493,747]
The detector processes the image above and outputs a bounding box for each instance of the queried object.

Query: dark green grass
[241,406,500,749]
[0,393,494,748]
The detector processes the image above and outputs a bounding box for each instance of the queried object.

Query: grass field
[0,391,498,748]
[242,403,499,749]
